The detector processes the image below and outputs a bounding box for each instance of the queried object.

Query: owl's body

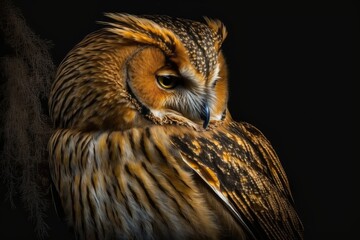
[48,14,304,239]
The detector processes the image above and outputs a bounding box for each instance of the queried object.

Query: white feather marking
[179,66,201,85]
[150,109,165,118]
[210,64,221,84]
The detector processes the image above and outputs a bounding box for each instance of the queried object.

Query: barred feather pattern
[48,126,220,240]
[48,121,303,240]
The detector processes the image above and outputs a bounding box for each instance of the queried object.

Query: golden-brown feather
[169,121,304,239]
[48,12,304,240]
[49,127,221,240]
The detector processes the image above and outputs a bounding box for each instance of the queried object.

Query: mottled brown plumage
[48,13,304,239]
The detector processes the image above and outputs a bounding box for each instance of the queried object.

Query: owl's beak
[200,104,210,129]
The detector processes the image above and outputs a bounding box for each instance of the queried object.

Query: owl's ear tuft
[98,13,179,56]
[203,16,228,50]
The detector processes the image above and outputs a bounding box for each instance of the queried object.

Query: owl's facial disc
[125,46,227,129]
[154,66,212,125]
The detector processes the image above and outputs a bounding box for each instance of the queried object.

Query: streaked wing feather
[170,121,304,240]
[232,121,293,200]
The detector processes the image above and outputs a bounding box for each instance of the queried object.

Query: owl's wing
[170,121,304,240]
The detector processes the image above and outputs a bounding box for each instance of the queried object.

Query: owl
[48,13,304,240]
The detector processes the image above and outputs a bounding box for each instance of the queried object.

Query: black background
[0,0,357,239]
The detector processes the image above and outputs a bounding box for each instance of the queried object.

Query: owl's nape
[48,13,304,240]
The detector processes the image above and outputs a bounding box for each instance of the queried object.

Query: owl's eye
[156,75,179,89]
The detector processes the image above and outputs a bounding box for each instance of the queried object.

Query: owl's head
[49,13,229,131]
